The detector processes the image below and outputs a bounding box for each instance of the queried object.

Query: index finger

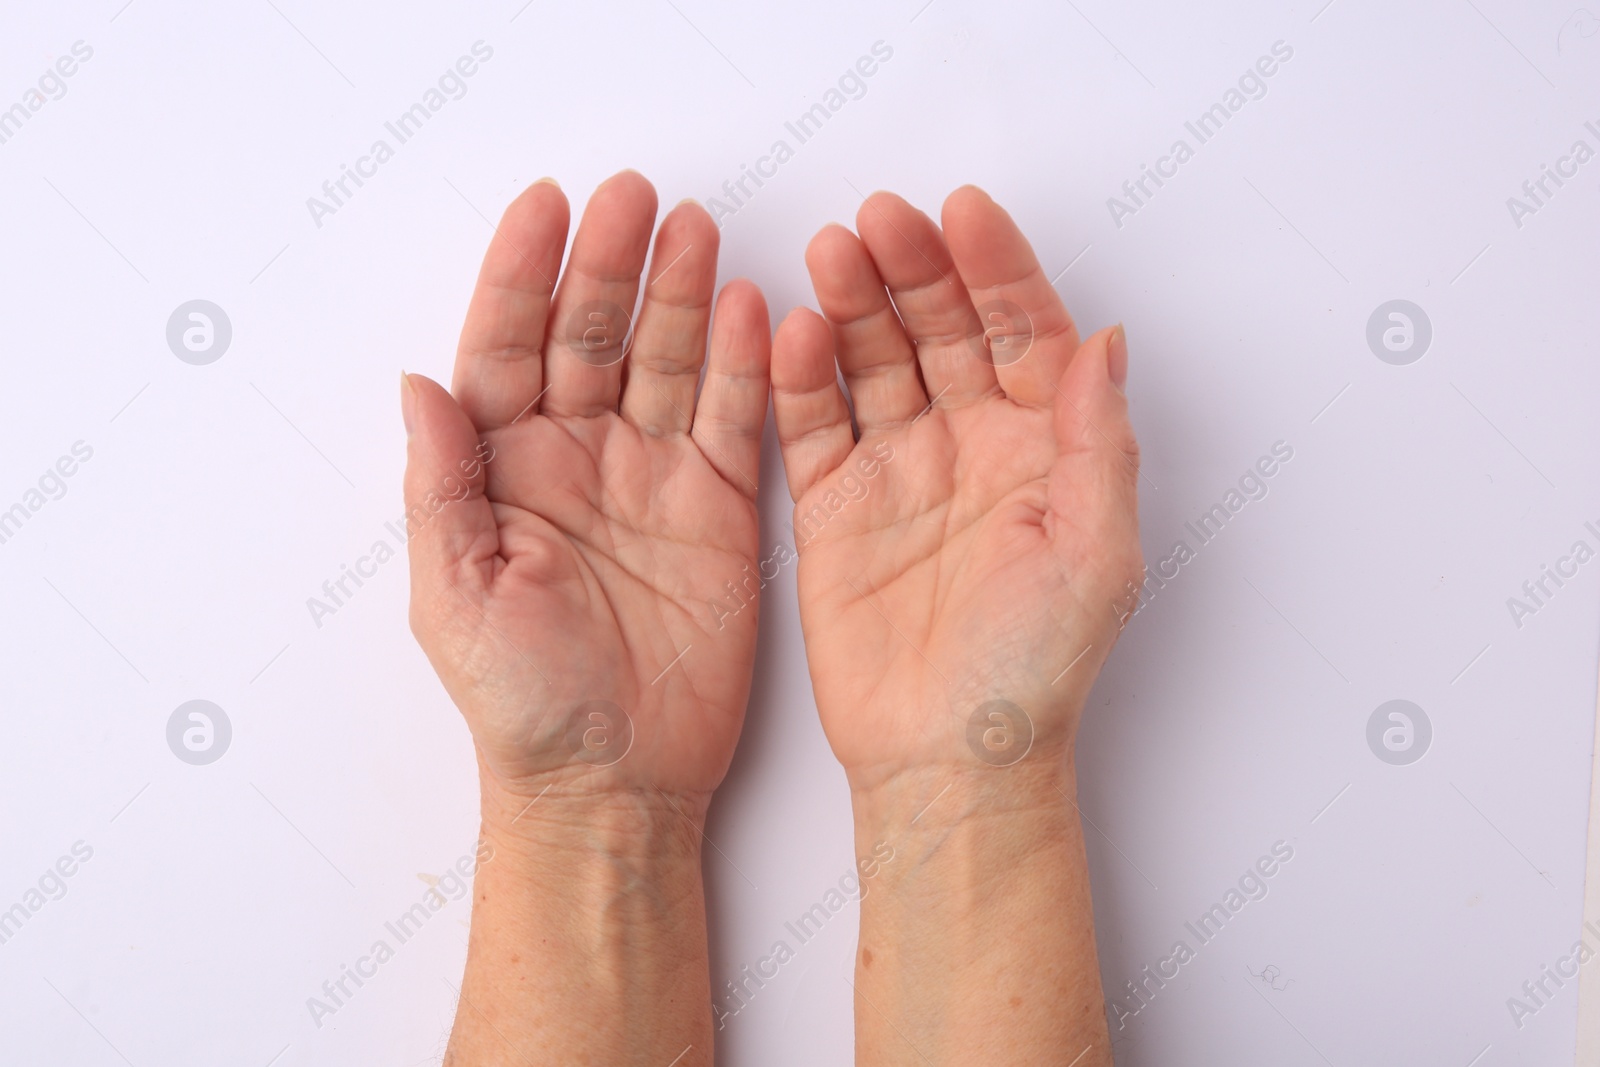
[450,179,571,430]
[940,185,1081,408]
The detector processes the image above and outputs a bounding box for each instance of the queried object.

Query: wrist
[849,757,1076,838]
[827,686,1087,797]
[477,761,709,868]
[451,763,715,1067]
[844,743,1109,1067]
[470,773,711,963]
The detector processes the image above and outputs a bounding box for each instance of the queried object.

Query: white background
[1,1,1598,1064]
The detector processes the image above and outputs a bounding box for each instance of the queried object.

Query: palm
[773,189,1141,783]
[459,414,758,790]
[404,173,771,801]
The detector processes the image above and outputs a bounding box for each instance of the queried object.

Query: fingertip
[772,308,834,386]
[400,369,416,436]
[774,305,830,353]
[941,183,990,222]
[945,182,993,205]
[1107,323,1128,393]
[641,200,719,309]
[403,375,484,514]
[856,189,927,237]
[855,189,911,231]
[1054,327,1141,528]
[805,223,866,278]
[1061,326,1116,387]
[517,174,570,206]
[604,166,657,198]
[661,196,720,245]
[941,190,1046,299]
[711,279,772,363]
[404,374,466,449]
[404,370,449,403]
[769,305,854,500]
[400,374,498,584]
[781,304,827,328]
[1054,326,1134,449]
[585,169,659,233]
[698,280,773,497]
[717,276,768,315]
[942,184,1020,255]
[481,182,568,295]
[504,176,570,231]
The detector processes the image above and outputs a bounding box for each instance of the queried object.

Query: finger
[451,179,570,430]
[402,372,499,624]
[771,307,854,501]
[854,191,999,408]
[1048,326,1140,567]
[620,200,720,435]
[804,224,928,432]
[692,279,770,500]
[941,185,1081,408]
[542,169,658,418]
[1044,328,1143,708]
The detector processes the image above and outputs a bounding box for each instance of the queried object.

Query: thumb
[1047,325,1143,593]
[401,372,498,600]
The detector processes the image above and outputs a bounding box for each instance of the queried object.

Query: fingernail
[534,176,560,188]
[676,196,702,208]
[1107,324,1128,393]
[400,370,416,436]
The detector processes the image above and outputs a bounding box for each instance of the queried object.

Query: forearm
[850,757,1111,1067]
[446,775,714,1066]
